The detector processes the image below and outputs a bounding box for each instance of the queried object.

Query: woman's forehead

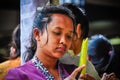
[49,14,73,28]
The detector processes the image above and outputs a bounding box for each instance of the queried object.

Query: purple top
[5,56,77,80]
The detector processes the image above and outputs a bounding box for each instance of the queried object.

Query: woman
[5,6,93,80]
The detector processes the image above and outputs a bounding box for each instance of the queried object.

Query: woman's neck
[35,51,60,80]
[36,51,58,69]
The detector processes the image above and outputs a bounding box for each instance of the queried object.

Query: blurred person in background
[59,3,100,80]
[0,24,20,80]
[88,34,119,79]
[60,3,119,80]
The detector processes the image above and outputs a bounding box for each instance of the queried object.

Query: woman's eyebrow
[54,27,74,33]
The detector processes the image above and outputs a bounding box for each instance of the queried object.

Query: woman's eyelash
[67,35,73,40]
[53,32,61,35]
[53,31,73,40]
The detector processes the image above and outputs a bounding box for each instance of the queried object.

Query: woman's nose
[60,36,67,45]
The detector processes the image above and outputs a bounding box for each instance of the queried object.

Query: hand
[101,73,119,80]
[64,65,95,80]
[79,73,95,80]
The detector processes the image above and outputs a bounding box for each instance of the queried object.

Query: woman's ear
[76,24,82,39]
[33,28,41,41]
[10,47,16,56]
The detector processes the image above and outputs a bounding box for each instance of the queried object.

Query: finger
[84,73,95,80]
[70,65,85,78]
[107,73,117,80]
[75,71,81,79]
[79,74,85,79]
[108,72,116,77]
[101,73,107,80]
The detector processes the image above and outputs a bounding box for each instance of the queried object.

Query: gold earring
[39,44,44,48]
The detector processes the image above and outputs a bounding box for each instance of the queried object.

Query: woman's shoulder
[5,60,40,80]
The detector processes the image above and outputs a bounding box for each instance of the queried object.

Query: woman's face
[70,38,82,55]
[70,24,83,55]
[38,14,74,59]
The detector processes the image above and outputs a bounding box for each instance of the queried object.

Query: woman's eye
[66,35,73,40]
[54,32,61,35]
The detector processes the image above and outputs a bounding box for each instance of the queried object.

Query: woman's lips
[56,47,66,53]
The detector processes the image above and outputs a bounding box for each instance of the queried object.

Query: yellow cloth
[0,57,20,80]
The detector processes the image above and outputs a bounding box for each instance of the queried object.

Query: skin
[10,47,16,57]
[33,14,74,80]
[35,14,74,59]
[70,24,83,55]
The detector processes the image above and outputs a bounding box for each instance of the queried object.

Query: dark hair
[9,24,20,59]
[33,6,76,31]
[88,34,114,76]
[60,3,89,39]
[24,5,76,62]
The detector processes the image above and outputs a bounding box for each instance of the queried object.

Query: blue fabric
[59,0,85,12]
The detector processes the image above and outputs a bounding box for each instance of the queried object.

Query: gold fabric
[0,57,20,80]
[51,0,59,5]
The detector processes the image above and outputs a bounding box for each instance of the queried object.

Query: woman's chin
[54,54,65,59]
